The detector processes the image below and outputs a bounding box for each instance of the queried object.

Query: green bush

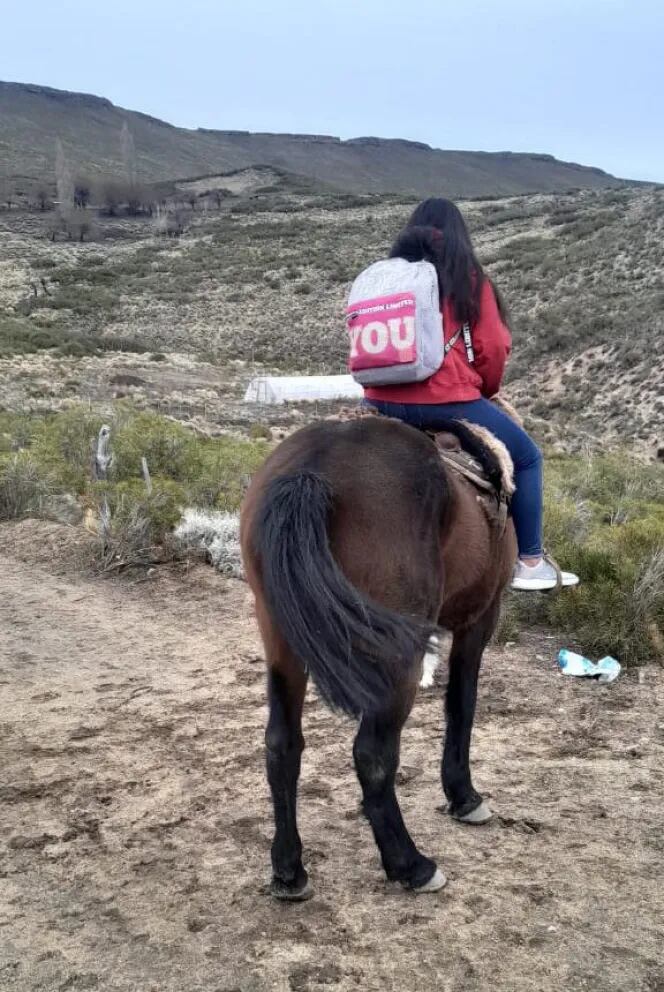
[32,408,104,492]
[28,285,120,317]
[0,317,63,356]
[545,542,664,665]
[249,423,272,441]
[5,406,660,657]
[507,453,664,665]
[0,412,34,453]
[30,407,103,495]
[0,314,150,358]
[1,405,268,563]
[190,436,267,511]
[0,453,51,519]
[112,412,204,483]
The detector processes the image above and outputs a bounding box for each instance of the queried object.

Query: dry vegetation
[1,171,663,663]
[0,406,266,570]
[2,403,662,665]
[1,176,662,452]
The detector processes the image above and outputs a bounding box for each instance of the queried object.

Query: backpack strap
[462,323,475,363]
[444,322,475,364]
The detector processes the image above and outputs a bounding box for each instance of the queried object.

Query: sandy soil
[1,520,663,992]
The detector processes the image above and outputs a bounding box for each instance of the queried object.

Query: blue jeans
[366,398,543,558]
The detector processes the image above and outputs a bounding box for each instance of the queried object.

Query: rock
[396,764,423,784]
[40,494,84,526]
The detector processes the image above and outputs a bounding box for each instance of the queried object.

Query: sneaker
[511,555,579,592]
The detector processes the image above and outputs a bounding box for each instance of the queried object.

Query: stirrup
[542,551,563,592]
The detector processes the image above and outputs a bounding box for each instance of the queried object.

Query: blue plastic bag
[558,649,621,683]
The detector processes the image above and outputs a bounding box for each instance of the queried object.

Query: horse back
[242,417,515,631]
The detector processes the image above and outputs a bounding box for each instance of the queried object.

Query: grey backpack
[345,258,472,387]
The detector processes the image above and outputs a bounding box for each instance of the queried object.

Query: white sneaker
[511,556,579,592]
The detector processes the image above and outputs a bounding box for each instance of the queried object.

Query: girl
[364,197,578,592]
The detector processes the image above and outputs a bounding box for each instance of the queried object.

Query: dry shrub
[0,454,50,519]
[95,480,184,571]
[174,508,242,578]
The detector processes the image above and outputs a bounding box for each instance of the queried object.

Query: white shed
[243,375,363,405]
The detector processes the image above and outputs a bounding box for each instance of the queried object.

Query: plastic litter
[557,649,621,684]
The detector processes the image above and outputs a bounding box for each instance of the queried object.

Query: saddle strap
[437,450,497,496]
[496,494,508,537]
[437,449,510,538]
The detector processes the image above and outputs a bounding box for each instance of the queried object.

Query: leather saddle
[429,430,511,536]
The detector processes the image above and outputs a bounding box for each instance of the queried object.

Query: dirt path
[1,521,663,992]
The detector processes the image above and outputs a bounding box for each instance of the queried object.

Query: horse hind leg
[442,597,500,825]
[353,695,446,893]
[265,661,310,900]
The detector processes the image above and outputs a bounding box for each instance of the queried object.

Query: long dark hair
[389,198,508,327]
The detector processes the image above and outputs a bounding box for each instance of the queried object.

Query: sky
[1,0,662,182]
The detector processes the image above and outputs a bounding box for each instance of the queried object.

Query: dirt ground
[1,521,663,992]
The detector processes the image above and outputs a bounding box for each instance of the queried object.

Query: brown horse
[240,414,517,899]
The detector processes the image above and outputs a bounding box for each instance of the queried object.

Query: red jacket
[364,279,511,405]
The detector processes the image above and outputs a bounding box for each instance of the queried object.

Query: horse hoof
[452,800,493,825]
[271,878,313,902]
[413,867,447,894]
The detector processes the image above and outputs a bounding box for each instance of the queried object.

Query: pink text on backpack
[346,293,417,372]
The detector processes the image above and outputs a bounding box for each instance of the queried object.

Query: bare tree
[73,177,92,208]
[93,425,113,540]
[67,211,96,242]
[125,183,154,216]
[0,177,15,210]
[98,179,125,217]
[126,188,141,216]
[153,206,189,238]
[35,186,52,211]
[47,213,61,241]
[55,139,74,214]
[120,122,137,187]
[119,122,154,215]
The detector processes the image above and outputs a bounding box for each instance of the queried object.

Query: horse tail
[253,471,434,718]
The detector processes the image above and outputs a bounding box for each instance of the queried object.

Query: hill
[0,177,662,457]
[0,80,632,198]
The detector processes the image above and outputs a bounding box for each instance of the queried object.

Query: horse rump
[252,470,434,717]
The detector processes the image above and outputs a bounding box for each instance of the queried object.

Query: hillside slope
[0,182,661,455]
[0,80,628,197]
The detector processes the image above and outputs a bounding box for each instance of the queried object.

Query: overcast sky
[2,0,662,181]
